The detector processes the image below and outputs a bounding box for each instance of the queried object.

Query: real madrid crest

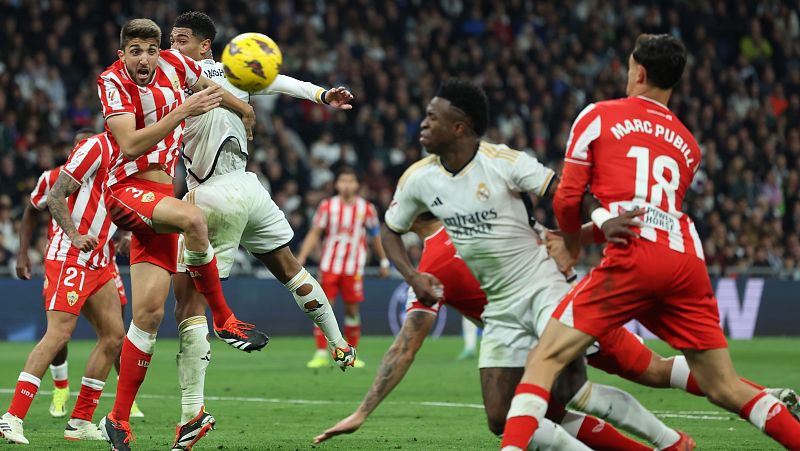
[476,182,490,202]
[66,291,79,306]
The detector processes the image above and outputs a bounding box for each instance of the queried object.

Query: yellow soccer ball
[221,32,282,92]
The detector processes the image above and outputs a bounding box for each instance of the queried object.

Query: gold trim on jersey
[397,154,438,190]
[478,141,519,162]
[314,88,326,104]
[538,170,556,197]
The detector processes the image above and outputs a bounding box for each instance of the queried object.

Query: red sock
[187,256,233,329]
[575,415,651,451]
[53,378,69,389]
[70,377,104,422]
[112,338,151,422]
[500,383,549,449]
[313,326,328,350]
[8,373,40,420]
[686,373,765,397]
[740,391,800,449]
[344,318,361,347]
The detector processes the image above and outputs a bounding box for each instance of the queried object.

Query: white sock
[127,322,157,354]
[569,381,679,448]
[285,268,346,348]
[526,418,592,450]
[462,317,478,351]
[177,316,210,424]
[19,372,41,387]
[50,362,68,383]
[183,243,214,266]
[669,355,691,390]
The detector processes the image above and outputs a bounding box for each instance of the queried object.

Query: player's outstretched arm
[256,75,353,110]
[15,204,42,279]
[381,224,442,306]
[106,85,223,159]
[47,173,98,252]
[313,311,435,444]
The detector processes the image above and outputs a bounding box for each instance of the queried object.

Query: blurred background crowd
[1,0,799,277]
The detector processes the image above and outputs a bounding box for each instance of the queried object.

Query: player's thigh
[588,327,654,382]
[129,261,172,330]
[44,309,80,338]
[106,179,177,234]
[82,278,124,340]
[240,173,294,256]
[479,367,524,435]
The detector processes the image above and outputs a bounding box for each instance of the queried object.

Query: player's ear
[202,38,211,54]
[117,49,124,60]
[636,63,647,86]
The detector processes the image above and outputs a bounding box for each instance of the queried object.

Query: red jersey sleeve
[160,49,202,89]
[30,170,58,210]
[63,137,103,184]
[312,199,330,230]
[97,70,135,119]
[554,103,601,233]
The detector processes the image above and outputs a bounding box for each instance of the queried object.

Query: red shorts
[320,272,364,303]
[109,260,128,306]
[44,259,113,315]
[105,179,178,273]
[406,227,486,323]
[554,239,728,350]
[588,327,653,381]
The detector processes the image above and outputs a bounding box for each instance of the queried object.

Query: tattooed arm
[313,311,436,443]
[46,173,98,252]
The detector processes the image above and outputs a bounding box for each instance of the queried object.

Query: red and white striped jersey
[30,168,61,239]
[555,96,704,259]
[312,196,380,275]
[97,49,202,186]
[42,134,119,269]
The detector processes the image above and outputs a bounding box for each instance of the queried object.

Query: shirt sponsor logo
[442,209,498,238]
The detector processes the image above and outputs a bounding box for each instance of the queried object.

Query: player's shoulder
[159,48,185,65]
[98,61,126,83]
[477,141,521,163]
[397,154,439,189]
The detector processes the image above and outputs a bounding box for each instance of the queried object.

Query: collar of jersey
[635,95,670,111]
[436,142,480,178]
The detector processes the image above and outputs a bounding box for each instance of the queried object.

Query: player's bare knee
[183,209,208,239]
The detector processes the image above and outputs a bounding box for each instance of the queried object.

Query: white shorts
[478,257,570,368]
[177,170,294,278]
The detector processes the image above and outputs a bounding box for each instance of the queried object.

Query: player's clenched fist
[409,272,444,306]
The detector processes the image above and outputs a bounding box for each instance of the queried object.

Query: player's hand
[242,106,255,141]
[313,412,366,444]
[601,207,645,245]
[183,84,223,117]
[324,87,354,110]
[408,272,444,306]
[544,230,575,275]
[115,233,131,257]
[378,266,391,278]
[15,252,31,280]
[71,234,99,252]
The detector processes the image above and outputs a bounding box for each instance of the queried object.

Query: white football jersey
[182,59,326,190]
[385,141,556,301]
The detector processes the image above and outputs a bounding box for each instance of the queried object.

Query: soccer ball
[221,33,282,93]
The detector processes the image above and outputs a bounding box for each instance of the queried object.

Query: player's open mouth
[136,68,150,82]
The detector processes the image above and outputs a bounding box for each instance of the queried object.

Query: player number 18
[627,146,680,214]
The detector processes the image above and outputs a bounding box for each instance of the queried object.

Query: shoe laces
[112,418,135,444]
[222,320,255,340]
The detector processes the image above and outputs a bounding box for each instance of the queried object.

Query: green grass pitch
[0,337,792,450]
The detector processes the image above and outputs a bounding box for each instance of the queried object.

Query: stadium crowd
[0,0,799,277]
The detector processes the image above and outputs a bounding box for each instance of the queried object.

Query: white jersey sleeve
[254,74,325,103]
[505,148,556,197]
[384,158,434,234]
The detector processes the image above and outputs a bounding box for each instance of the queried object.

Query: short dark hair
[435,79,489,136]
[335,165,359,182]
[631,34,687,90]
[120,18,161,49]
[174,11,216,42]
